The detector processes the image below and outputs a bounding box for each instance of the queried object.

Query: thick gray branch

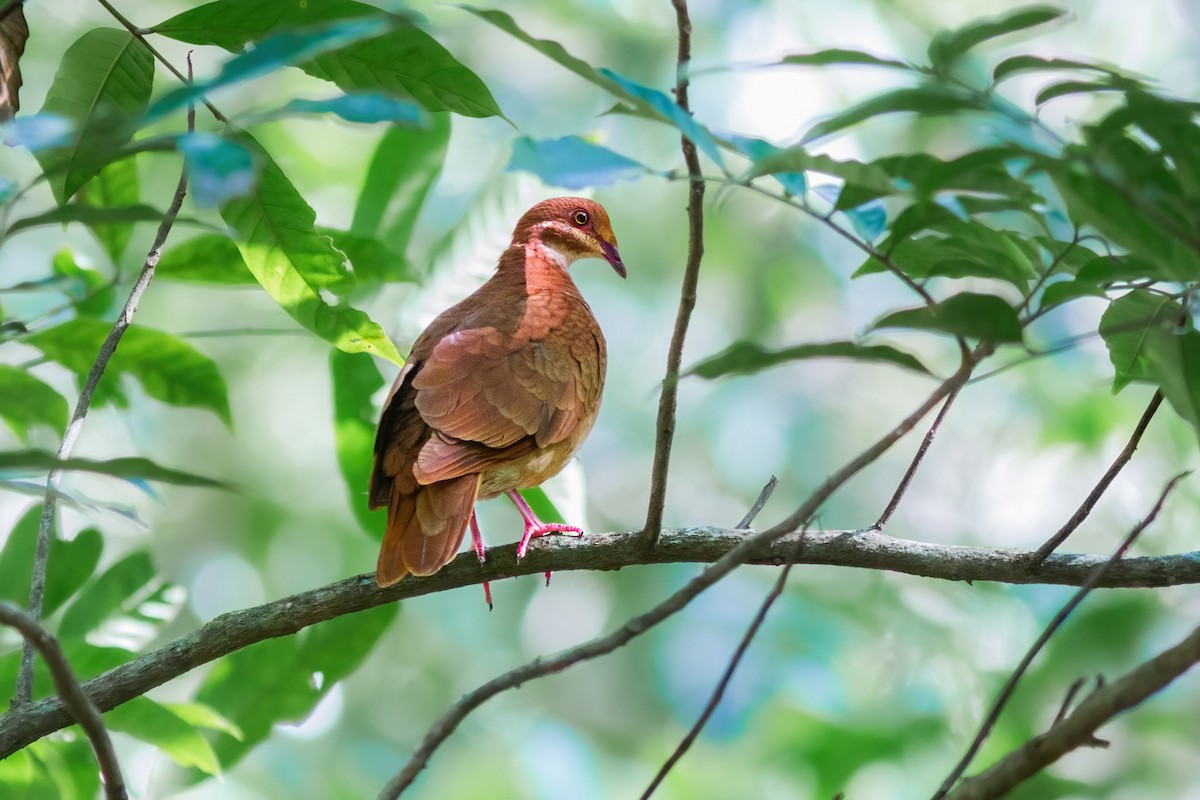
[1,527,1197,758]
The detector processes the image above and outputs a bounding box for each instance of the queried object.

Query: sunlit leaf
[0,450,230,490]
[803,86,984,143]
[218,134,404,364]
[52,248,113,317]
[685,339,932,379]
[58,549,155,639]
[780,49,908,70]
[25,318,232,423]
[0,365,68,442]
[330,350,386,537]
[163,702,245,741]
[319,228,415,285]
[76,156,139,263]
[259,93,425,126]
[928,5,1066,68]
[507,136,646,190]
[34,29,153,204]
[157,234,254,284]
[106,697,222,775]
[178,133,260,207]
[872,293,1023,342]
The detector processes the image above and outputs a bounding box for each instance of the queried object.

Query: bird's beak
[599,240,627,279]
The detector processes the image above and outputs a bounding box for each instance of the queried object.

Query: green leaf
[58,549,155,639]
[1144,327,1200,440]
[7,202,206,236]
[507,136,646,190]
[253,92,425,126]
[746,145,893,197]
[330,350,385,537]
[684,340,932,379]
[106,697,222,775]
[856,221,1037,289]
[196,602,398,768]
[157,233,255,284]
[162,701,245,741]
[1123,91,1200,199]
[157,0,503,119]
[0,504,39,606]
[44,528,103,617]
[26,318,232,423]
[993,55,1127,83]
[928,5,1066,68]
[1038,279,1107,311]
[1076,255,1174,285]
[803,86,984,143]
[79,157,139,262]
[52,247,114,317]
[34,29,153,204]
[873,148,1034,200]
[1035,79,1128,106]
[872,293,1023,342]
[146,16,399,124]
[518,485,565,525]
[597,69,724,168]
[780,49,909,70]
[1099,290,1182,391]
[727,136,806,196]
[351,113,449,251]
[179,133,260,207]
[0,450,230,489]
[0,365,68,441]
[218,135,404,364]
[319,228,415,285]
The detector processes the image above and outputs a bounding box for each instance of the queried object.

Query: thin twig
[5,522,1200,760]
[933,470,1189,799]
[378,354,985,797]
[1051,677,1086,726]
[946,622,1200,800]
[0,601,127,800]
[643,0,707,549]
[93,0,228,123]
[1029,390,1164,566]
[735,475,778,529]
[873,382,964,530]
[639,529,806,799]
[14,101,193,706]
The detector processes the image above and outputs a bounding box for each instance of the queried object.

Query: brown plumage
[369,198,625,588]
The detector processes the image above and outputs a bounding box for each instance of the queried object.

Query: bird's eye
[572,210,589,226]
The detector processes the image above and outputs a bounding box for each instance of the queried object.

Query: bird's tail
[376,474,480,586]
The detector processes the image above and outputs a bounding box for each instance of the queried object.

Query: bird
[369,197,625,604]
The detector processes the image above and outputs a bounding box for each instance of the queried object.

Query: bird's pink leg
[469,513,493,611]
[505,490,583,584]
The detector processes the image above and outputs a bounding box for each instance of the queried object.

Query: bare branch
[640,529,805,798]
[946,620,1200,800]
[15,158,191,705]
[1030,391,1164,565]
[0,602,127,800]
[735,475,777,529]
[933,471,1189,799]
[644,0,707,549]
[874,383,964,530]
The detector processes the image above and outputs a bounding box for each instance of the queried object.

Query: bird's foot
[515,522,584,561]
[469,513,493,611]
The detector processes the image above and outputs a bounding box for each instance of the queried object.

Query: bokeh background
[3,0,1200,797]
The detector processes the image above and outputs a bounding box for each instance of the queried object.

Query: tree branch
[644,0,707,548]
[934,471,1189,798]
[15,157,191,705]
[2,525,1199,760]
[874,383,964,529]
[0,602,127,800]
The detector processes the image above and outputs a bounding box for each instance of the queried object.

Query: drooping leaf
[79,157,139,263]
[217,134,403,364]
[1143,326,1200,441]
[685,340,932,379]
[993,55,1128,84]
[1035,79,1129,106]
[256,93,425,126]
[1099,290,1182,391]
[34,29,153,204]
[7,203,207,236]
[178,133,260,208]
[157,233,255,284]
[873,148,1034,200]
[106,697,222,776]
[872,293,1023,342]
[855,221,1037,289]
[1076,255,1174,285]
[0,450,230,490]
[319,228,415,285]
[0,4,28,120]
[597,69,724,167]
[507,136,646,190]
[352,113,450,251]
[330,350,386,537]
[803,86,985,143]
[52,248,114,317]
[57,549,156,640]
[0,365,68,442]
[0,504,39,606]
[746,145,893,197]
[44,528,103,617]
[163,702,244,741]
[780,49,908,70]
[145,16,399,124]
[928,5,1066,68]
[727,136,805,196]
[1038,279,1107,311]
[25,318,232,423]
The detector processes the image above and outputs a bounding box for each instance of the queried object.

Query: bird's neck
[499,236,584,299]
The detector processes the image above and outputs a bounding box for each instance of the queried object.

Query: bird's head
[512,197,626,278]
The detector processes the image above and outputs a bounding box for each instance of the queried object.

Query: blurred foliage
[1,0,1200,798]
